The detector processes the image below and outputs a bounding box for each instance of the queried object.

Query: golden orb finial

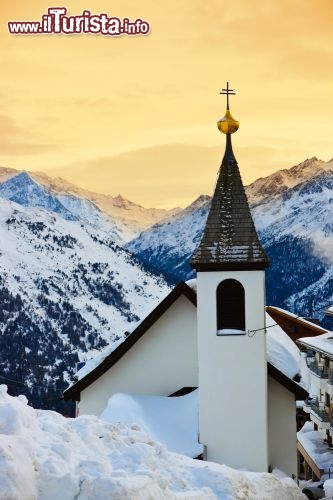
[217,82,239,135]
[217,109,239,134]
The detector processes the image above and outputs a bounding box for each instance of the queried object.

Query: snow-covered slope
[0,171,126,244]
[0,197,170,411]
[30,170,181,240]
[0,386,306,500]
[0,167,180,241]
[246,156,333,206]
[251,166,333,319]
[128,195,210,281]
[128,158,333,325]
[0,172,78,221]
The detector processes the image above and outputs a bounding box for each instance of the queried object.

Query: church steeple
[193,85,269,471]
[191,83,269,271]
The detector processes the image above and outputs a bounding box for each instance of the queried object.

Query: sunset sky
[1,0,333,208]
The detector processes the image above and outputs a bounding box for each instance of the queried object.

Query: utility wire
[0,375,25,386]
[247,299,333,337]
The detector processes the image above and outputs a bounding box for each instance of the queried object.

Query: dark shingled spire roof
[191,133,269,271]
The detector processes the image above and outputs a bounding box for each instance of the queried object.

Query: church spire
[191,84,269,270]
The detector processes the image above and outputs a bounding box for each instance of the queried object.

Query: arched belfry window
[216,279,245,335]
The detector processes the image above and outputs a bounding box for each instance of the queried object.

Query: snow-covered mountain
[0,194,171,411]
[246,156,333,206]
[251,161,333,321]
[128,195,210,282]
[0,172,78,221]
[29,170,181,240]
[0,167,180,241]
[128,157,333,326]
[1,157,333,412]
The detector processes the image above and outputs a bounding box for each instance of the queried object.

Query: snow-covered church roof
[64,281,308,401]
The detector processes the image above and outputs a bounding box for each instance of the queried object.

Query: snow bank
[0,386,305,500]
[325,479,333,499]
[100,390,203,458]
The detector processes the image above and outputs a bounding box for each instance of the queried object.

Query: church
[64,84,308,477]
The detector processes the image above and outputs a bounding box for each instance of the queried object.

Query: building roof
[268,363,307,400]
[64,282,196,401]
[266,306,328,336]
[297,331,333,358]
[64,281,307,402]
[265,311,309,394]
[191,132,269,271]
[326,304,333,316]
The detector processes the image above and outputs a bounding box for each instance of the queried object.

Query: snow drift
[0,386,306,499]
[100,390,204,458]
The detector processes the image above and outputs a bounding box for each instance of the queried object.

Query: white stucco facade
[71,278,301,476]
[268,376,297,477]
[78,294,198,416]
[196,270,269,472]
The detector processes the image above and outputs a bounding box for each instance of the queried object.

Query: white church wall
[268,375,297,477]
[79,294,198,417]
[197,270,269,472]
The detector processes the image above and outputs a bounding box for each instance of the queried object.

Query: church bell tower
[191,83,270,471]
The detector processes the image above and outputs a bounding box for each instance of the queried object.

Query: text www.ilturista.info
[8,8,150,36]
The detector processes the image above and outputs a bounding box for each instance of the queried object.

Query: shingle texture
[191,135,269,270]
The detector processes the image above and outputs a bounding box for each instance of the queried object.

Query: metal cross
[220,82,236,110]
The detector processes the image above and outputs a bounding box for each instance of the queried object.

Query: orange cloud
[0,0,332,206]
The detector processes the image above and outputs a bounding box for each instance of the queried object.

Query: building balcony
[326,372,333,397]
[303,399,312,414]
[309,402,330,431]
[308,362,329,379]
[328,371,333,385]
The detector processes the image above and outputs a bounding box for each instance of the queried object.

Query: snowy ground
[0,386,306,500]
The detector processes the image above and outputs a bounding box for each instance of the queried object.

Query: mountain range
[0,157,332,412]
[0,167,180,242]
[128,157,333,327]
[0,169,173,412]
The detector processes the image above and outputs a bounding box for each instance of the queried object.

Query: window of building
[326,392,330,408]
[216,279,245,335]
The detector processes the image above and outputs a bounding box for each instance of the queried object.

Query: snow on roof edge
[267,306,328,333]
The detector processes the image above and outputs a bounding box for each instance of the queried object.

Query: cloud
[0,114,57,155]
[310,231,333,264]
[42,143,224,208]
[0,0,332,206]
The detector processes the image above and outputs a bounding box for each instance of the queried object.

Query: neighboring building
[266,306,328,347]
[64,85,308,477]
[297,332,333,480]
[326,305,333,317]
